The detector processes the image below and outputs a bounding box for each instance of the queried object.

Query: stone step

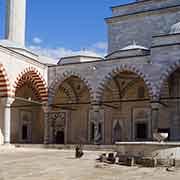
[14,144,116,151]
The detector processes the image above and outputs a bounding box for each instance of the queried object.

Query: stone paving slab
[0,148,180,180]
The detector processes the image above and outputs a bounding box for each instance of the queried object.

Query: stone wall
[111,0,180,16]
[107,1,180,53]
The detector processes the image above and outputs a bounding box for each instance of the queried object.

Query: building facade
[0,0,180,145]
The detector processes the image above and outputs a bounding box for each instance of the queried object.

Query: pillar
[1,97,14,144]
[43,106,49,144]
[151,102,161,136]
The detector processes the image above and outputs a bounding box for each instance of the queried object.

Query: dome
[0,39,40,61]
[170,22,180,34]
[120,41,148,51]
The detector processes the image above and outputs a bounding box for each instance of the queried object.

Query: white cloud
[93,42,108,50]
[29,45,106,59]
[28,40,107,64]
[32,37,43,44]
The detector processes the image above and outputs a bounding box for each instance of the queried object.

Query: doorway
[55,131,64,144]
[22,125,28,140]
[20,123,32,143]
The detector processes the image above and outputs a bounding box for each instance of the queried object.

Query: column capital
[1,97,15,107]
[42,105,50,113]
[91,104,103,111]
[150,102,162,110]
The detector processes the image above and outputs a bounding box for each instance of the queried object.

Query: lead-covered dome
[170,22,180,34]
[120,41,148,51]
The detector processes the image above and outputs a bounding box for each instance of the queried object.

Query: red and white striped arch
[12,67,48,103]
[0,64,11,97]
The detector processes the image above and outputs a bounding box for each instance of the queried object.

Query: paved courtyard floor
[0,147,180,180]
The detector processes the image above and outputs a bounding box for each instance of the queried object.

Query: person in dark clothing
[75,144,84,158]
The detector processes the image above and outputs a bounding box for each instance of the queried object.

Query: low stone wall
[115,142,180,159]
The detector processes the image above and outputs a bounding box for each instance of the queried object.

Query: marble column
[151,102,161,137]
[1,97,14,144]
[43,106,49,144]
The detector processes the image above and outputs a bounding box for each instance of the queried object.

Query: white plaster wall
[0,46,48,93]
[0,47,48,144]
[0,104,4,144]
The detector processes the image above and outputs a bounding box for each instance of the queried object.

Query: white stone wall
[0,46,48,95]
[0,46,48,144]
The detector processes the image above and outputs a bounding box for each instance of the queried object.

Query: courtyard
[0,147,179,180]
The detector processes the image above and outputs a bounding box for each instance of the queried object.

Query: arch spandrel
[95,64,158,102]
[159,60,180,99]
[48,71,94,105]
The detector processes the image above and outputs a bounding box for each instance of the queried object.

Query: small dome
[120,41,148,51]
[170,22,180,34]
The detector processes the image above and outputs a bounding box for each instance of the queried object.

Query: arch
[96,64,156,102]
[159,60,180,98]
[49,71,94,104]
[12,67,48,103]
[0,64,11,97]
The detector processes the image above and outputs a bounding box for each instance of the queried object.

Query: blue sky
[0,0,134,58]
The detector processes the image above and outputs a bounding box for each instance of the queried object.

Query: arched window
[138,86,145,98]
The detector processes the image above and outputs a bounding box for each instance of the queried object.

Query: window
[135,122,148,140]
[138,87,145,98]
[113,122,122,143]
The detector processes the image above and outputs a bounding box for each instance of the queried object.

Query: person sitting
[75,144,84,158]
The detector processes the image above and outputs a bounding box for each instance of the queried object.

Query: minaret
[5,0,26,47]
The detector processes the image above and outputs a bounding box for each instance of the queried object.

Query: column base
[2,143,15,148]
[43,141,49,145]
